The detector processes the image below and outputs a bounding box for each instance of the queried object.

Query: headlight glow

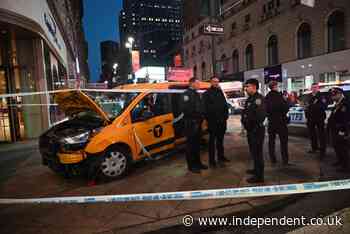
[61,131,90,144]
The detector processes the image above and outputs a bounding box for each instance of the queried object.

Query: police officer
[241,79,266,183]
[327,87,350,172]
[305,83,327,157]
[182,77,208,174]
[203,76,230,168]
[265,81,290,165]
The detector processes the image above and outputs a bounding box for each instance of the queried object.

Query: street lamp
[125,37,134,81]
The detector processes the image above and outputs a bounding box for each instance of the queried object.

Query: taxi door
[131,93,175,159]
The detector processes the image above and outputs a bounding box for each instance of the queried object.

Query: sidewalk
[288,207,350,234]
[0,139,38,154]
[0,116,342,234]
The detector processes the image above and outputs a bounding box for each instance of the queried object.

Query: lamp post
[125,37,134,81]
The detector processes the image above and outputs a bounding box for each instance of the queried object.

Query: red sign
[167,68,193,82]
[173,54,182,67]
[131,50,140,73]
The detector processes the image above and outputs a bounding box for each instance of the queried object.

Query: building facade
[0,0,89,142]
[119,0,183,67]
[99,40,119,86]
[183,0,350,93]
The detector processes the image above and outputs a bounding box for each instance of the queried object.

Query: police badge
[184,95,189,102]
[255,99,262,106]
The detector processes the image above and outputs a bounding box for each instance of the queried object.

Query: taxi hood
[54,90,110,122]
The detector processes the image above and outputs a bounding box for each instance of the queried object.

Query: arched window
[201,62,206,80]
[328,11,345,52]
[193,65,197,78]
[232,50,239,73]
[297,23,312,59]
[268,35,279,65]
[221,54,228,73]
[245,44,254,70]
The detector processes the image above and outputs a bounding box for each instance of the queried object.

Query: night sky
[83,0,122,82]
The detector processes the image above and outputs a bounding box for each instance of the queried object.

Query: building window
[221,54,228,73]
[193,65,197,78]
[328,10,346,53]
[245,44,254,70]
[297,23,312,59]
[268,35,279,65]
[245,14,251,23]
[201,62,206,80]
[232,50,239,73]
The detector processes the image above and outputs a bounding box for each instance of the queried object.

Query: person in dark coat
[241,79,266,183]
[327,87,350,172]
[305,83,328,157]
[203,76,230,168]
[265,81,290,165]
[182,77,208,174]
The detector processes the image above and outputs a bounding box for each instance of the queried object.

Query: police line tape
[0,179,349,205]
[0,88,197,99]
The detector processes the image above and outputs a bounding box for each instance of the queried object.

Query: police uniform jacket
[203,87,229,131]
[242,92,266,131]
[328,97,350,138]
[265,90,289,125]
[305,92,327,122]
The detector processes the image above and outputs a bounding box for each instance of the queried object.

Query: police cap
[245,79,259,89]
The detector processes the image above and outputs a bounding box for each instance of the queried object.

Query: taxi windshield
[89,91,140,120]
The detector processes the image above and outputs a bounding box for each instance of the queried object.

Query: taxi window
[131,93,171,122]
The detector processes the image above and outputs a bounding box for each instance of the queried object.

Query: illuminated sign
[131,50,140,73]
[167,68,193,82]
[173,54,182,67]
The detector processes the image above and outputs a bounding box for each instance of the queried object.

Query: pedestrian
[241,79,266,183]
[305,83,327,157]
[203,76,230,168]
[327,87,350,172]
[265,81,290,165]
[182,77,208,174]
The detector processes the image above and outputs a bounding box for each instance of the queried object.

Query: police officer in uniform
[203,76,230,168]
[182,78,208,174]
[327,87,350,172]
[265,81,290,165]
[305,83,327,157]
[241,79,266,183]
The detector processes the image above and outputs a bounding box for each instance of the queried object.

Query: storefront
[283,49,350,92]
[0,0,68,142]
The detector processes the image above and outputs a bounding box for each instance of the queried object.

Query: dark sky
[83,0,122,82]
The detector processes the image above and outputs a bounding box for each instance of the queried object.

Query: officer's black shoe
[199,164,208,170]
[332,161,342,167]
[209,163,217,169]
[220,157,231,162]
[247,177,264,184]
[307,150,318,154]
[246,169,256,175]
[189,168,201,174]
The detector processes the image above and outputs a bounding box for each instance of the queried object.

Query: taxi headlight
[61,131,90,145]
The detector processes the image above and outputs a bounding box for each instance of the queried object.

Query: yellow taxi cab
[39,82,210,179]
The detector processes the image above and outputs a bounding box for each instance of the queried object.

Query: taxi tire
[98,146,131,181]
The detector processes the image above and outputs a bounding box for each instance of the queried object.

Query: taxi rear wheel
[99,147,131,179]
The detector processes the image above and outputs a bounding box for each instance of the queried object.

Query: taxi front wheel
[99,147,131,179]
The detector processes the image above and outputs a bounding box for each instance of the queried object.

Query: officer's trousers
[208,122,226,165]
[185,129,202,170]
[307,120,326,153]
[247,127,265,179]
[332,132,349,169]
[268,124,289,164]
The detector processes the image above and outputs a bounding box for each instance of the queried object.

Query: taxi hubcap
[101,151,127,177]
